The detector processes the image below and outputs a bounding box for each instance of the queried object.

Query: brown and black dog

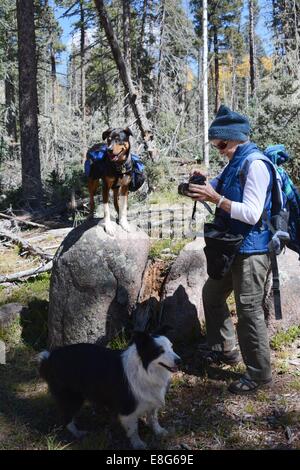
[87,127,133,236]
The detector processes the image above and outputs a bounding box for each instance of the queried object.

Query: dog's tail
[36,350,51,381]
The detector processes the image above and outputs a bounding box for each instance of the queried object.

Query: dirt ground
[0,337,299,450]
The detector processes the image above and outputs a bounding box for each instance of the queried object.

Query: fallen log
[0,261,53,283]
[0,229,53,261]
[0,212,47,228]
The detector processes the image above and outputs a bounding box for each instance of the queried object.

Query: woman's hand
[186,181,220,205]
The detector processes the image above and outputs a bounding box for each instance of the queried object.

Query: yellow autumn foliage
[218,54,273,83]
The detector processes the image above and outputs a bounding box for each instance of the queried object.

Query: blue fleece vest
[214,142,273,254]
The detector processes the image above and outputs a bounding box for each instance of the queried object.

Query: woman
[186,105,273,394]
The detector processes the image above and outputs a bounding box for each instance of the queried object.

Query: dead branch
[0,261,53,283]
[0,212,47,228]
[0,229,53,261]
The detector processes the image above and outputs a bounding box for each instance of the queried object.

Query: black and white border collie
[38,332,181,450]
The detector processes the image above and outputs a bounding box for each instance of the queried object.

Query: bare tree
[203,0,209,167]
[122,0,131,120]
[213,26,220,113]
[93,0,156,159]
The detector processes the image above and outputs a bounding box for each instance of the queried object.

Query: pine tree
[16,0,43,207]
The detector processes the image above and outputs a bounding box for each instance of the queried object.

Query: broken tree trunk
[0,229,53,261]
[93,0,157,161]
[0,212,47,229]
[0,261,53,283]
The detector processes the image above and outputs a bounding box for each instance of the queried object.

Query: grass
[149,238,193,260]
[45,435,71,451]
[0,320,22,347]
[0,246,23,275]
[0,274,50,352]
[243,402,256,415]
[108,329,130,350]
[0,273,50,306]
[147,189,183,205]
[288,379,300,392]
[270,325,300,351]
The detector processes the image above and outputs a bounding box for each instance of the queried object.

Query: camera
[178,174,206,196]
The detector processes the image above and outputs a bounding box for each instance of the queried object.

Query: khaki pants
[202,253,272,383]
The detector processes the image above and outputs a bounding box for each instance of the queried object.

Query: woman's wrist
[217,195,225,208]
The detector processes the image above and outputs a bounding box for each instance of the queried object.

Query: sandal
[228,375,272,395]
[200,349,241,366]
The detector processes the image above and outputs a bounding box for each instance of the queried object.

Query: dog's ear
[124,127,133,137]
[132,330,150,344]
[102,128,112,141]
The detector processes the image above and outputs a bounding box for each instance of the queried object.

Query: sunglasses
[211,141,228,150]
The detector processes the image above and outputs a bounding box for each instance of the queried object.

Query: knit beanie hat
[208,105,250,142]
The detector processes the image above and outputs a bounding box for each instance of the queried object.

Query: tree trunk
[249,0,256,97]
[213,26,220,114]
[16,0,42,208]
[155,0,166,119]
[122,0,131,120]
[292,0,300,72]
[5,75,17,143]
[231,54,237,110]
[197,45,202,146]
[93,0,157,160]
[140,0,148,46]
[80,0,87,163]
[202,0,209,167]
[50,42,57,109]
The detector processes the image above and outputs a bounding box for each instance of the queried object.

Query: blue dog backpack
[84,144,146,192]
[84,143,107,177]
[239,144,300,319]
[129,154,146,192]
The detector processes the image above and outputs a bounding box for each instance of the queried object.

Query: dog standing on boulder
[87,127,133,236]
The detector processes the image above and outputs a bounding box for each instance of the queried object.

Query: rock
[159,239,300,345]
[0,303,25,329]
[263,249,300,336]
[48,219,150,348]
[160,238,207,345]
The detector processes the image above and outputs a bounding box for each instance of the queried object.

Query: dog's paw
[104,222,115,236]
[119,219,131,232]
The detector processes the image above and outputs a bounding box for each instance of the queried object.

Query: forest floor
[0,221,300,451]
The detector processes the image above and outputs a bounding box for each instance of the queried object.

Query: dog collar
[112,152,132,175]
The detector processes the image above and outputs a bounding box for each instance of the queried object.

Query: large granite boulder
[48,219,150,348]
[160,239,300,345]
[160,238,207,345]
[0,303,26,329]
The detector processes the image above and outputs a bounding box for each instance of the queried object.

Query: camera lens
[178,182,189,196]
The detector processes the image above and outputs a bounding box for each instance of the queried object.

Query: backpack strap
[269,250,282,320]
[239,152,283,216]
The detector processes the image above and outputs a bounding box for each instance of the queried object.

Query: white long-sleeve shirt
[211,160,270,225]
